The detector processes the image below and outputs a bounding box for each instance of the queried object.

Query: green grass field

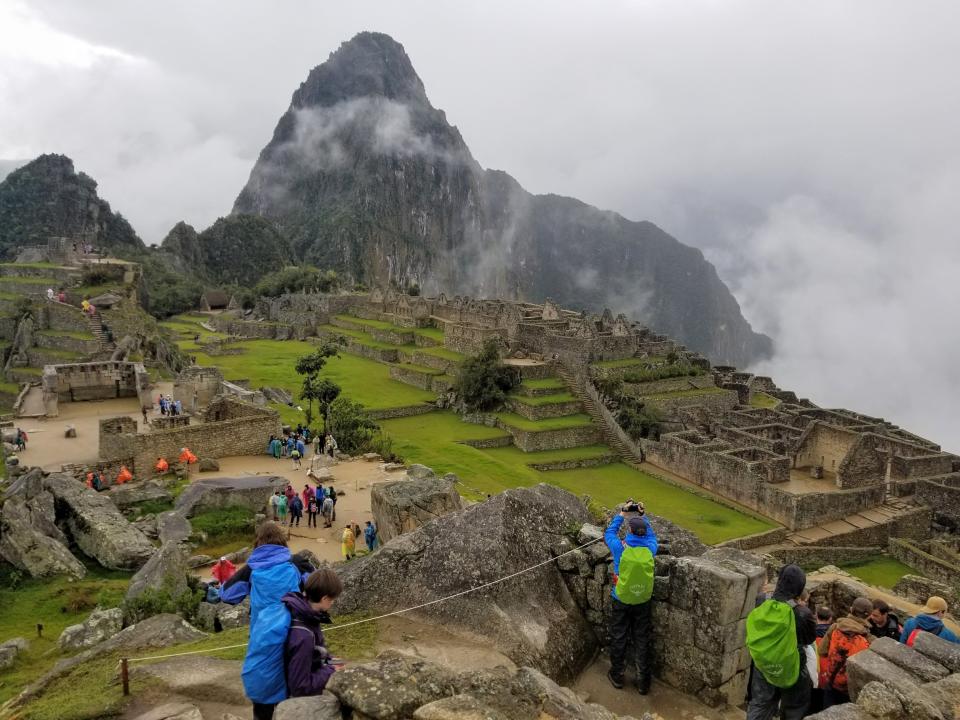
[0,564,131,706]
[509,392,578,406]
[591,357,667,369]
[520,378,567,390]
[494,412,594,431]
[838,556,920,589]
[750,392,781,409]
[36,329,95,340]
[644,386,728,400]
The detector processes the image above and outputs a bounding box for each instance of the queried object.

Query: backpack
[747,599,800,688]
[614,545,655,605]
[823,629,870,692]
[308,498,318,513]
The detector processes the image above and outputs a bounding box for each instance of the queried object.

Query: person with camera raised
[604,498,659,694]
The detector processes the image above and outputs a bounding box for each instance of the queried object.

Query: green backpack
[615,546,655,604]
[746,599,800,688]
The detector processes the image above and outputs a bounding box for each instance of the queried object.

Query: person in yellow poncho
[341,524,355,560]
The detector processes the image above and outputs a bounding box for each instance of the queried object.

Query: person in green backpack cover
[604,499,658,694]
[745,564,817,720]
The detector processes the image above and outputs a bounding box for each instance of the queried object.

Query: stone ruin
[41,360,152,416]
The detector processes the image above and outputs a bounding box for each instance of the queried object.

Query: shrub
[61,586,98,613]
[327,397,378,454]
[622,363,705,384]
[368,430,401,463]
[616,401,664,441]
[454,341,520,412]
[122,577,204,624]
[190,506,256,541]
[254,266,339,298]
[593,375,623,400]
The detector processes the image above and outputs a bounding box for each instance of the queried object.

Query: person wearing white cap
[900,596,959,645]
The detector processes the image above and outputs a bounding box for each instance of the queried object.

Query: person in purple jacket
[282,568,344,697]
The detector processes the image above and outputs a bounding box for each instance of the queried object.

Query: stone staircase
[556,365,644,463]
[86,310,115,352]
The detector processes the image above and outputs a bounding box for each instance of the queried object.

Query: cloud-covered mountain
[234,32,771,366]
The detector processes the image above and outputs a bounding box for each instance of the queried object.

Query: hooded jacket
[900,613,960,645]
[818,614,872,657]
[282,592,335,697]
[220,545,313,705]
[604,514,658,601]
[869,612,901,641]
[767,565,817,648]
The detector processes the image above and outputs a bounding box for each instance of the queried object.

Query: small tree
[616,401,663,441]
[454,340,520,412]
[295,344,339,425]
[301,376,341,429]
[327,397,377,454]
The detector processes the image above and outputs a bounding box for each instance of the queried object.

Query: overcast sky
[1,0,958,450]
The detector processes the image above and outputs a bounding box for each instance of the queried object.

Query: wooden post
[36,623,43,638]
[120,658,130,696]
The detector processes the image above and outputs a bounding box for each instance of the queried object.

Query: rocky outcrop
[156,510,191,545]
[129,656,248,708]
[58,607,123,651]
[0,637,28,671]
[174,475,287,517]
[109,481,173,510]
[274,695,341,720]
[325,651,644,720]
[231,31,770,365]
[43,473,155,570]
[0,496,86,578]
[335,484,595,683]
[125,540,190,610]
[129,703,203,720]
[195,597,251,633]
[371,473,462,543]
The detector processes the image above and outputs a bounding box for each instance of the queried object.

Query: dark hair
[872,598,890,613]
[817,606,833,621]
[254,521,288,548]
[304,568,343,602]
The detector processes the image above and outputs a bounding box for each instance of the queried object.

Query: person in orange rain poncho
[179,447,198,464]
[116,465,133,484]
[155,457,169,473]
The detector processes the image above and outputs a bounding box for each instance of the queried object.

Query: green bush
[454,341,520,412]
[368,430,401,463]
[122,577,204,624]
[327,396,378,454]
[622,363,705,384]
[616,401,664,441]
[254,266,338,298]
[190,506,256,541]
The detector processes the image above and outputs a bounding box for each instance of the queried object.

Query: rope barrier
[125,535,603,664]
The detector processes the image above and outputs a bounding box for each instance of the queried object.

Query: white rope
[127,535,603,664]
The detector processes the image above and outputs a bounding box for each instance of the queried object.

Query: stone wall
[766,545,883,568]
[507,398,583,421]
[172,366,223,410]
[366,404,435,421]
[42,361,151,415]
[213,318,293,339]
[916,474,960,529]
[794,422,859,476]
[643,388,739,416]
[388,364,440,390]
[889,538,960,587]
[503,424,600,452]
[556,533,764,708]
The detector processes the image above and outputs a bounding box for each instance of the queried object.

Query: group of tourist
[157,395,183,416]
[13,427,27,452]
[339,520,378,560]
[45,287,67,303]
[745,564,959,719]
[270,482,339,529]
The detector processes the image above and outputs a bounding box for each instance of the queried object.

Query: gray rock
[806,706,872,719]
[846,650,921,700]
[413,694,512,720]
[383,462,405,472]
[133,516,159,539]
[129,702,203,720]
[854,681,904,720]
[577,523,604,545]
[362,452,382,462]
[2,466,45,500]
[0,637,28,671]
[64,426,77,438]
[406,464,435,479]
[130,656,246,706]
[125,540,190,610]
[0,496,86,578]
[58,607,123,651]
[195,597,251,632]
[335,485,596,683]
[187,554,213,568]
[174,474,286,517]
[274,694,342,720]
[157,510,191,545]
[922,673,960,719]
[43,473,155,570]
[109,481,173,509]
[912,630,960,673]
[867,636,949,683]
[372,474,463,544]
[670,556,749,626]
[198,457,220,472]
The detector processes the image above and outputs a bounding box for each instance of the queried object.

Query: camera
[623,499,641,513]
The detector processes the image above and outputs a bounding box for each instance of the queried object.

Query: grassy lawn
[394,362,445,376]
[0,564,131,706]
[494,412,594,431]
[36,329,95,340]
[0,380,21,394]
[750,392,781,409]
[160,315,229,342]
[838,556,920,589]
[0,276,59,285]
[643,386,728,399]
[482,443,614,466]
[416,346,465,362]
[186,342,435,413]
[510,392,578,406]
[318,324,413,351]
[333,314,445,343]
[521,378,567,390]
[591,357,668,369]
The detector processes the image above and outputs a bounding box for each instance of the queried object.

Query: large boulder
[58,607,123,651]
[129,656,247,707]
[125,540,190,611]
[195,597,251,632]
[156,510,191,545]
[109,481,173,510]
[129,703,203,720]
[174,475,287,517]
[371,474,463,543]
[326,652,641,720]
[334,484,596,683]
[0,637,28,671]
[197,457,220,472]
[867,637,950,683]
[0,496,86,578]
[912,630,960,674]
[274,695,342,720]
[43,473,155,570]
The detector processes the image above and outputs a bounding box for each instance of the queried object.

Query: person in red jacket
[282,568,344,698]
[211,556,237,584]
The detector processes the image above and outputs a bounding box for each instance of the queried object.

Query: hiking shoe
[607,669,624,689]
[636,680,650,695]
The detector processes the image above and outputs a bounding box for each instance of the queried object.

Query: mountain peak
[292,31,426,109]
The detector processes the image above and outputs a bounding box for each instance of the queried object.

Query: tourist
[141,406,149,426]
[282,568,343,698]
[289,494,303,528]
[212,556,237,584]
[364,521,378,552]
[220,522,315,720]
[159,396,167,416]
[15,428,27,451]
[85,471,95,489]
[91,471,102,491]
[291,447,302,469]
[270,491,281,521]
[205,581,221,603]
[900,596,959,645]
[868,599,901,640]
[314,433,323,455]
[81,298,90,314]
[174,399,182,415]
[286,435,296,458]
[275,493,288,526]
[284,483,296,506]
[809,606,834,714]
[341,523,355,561]
[604,499,658,694]
[321,494,334,527]
[46,287,54,301]
[57,289,66,303]
[325,433,338,458]
[745,564,816,720]
[307,493,319,528]
[296,437,306,458]
[819,597,873,707]
[815,606,833,639]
